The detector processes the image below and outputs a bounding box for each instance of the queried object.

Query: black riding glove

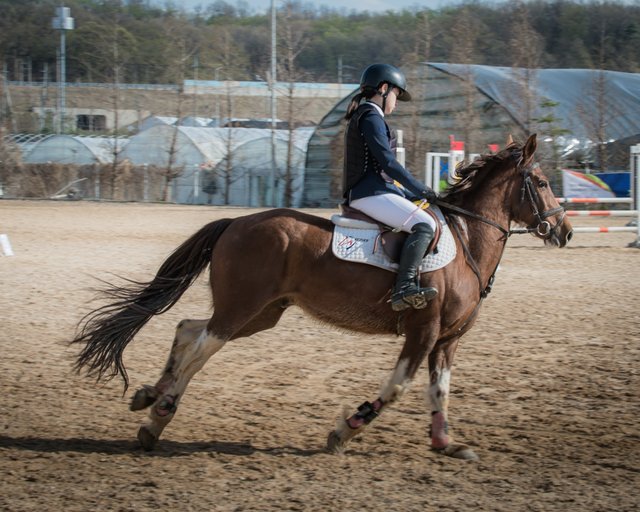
[421,188,438,203]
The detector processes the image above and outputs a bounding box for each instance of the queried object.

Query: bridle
[434,156,566,302]
[517,162,566,239]
[436,159,566,240]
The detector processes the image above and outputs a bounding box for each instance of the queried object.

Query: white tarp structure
[179,116,215,127]
[133,115,178,133]
[120,125,313,206]
[22,135,129,165]
[305,63,640,207]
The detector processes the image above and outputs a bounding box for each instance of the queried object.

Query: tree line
[1,0,639,86]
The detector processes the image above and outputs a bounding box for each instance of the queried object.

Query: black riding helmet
[360,63,412,101]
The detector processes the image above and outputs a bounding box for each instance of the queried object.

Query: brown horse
[72,134,572,460]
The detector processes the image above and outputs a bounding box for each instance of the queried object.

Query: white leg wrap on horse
[169,326,226,393]
[427,368,451,412]
[152,320,225,410]
[144,321,226,439]
[426,368,451,449]
[379,358,411,404]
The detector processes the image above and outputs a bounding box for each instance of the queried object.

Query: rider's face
[384,86,399,115]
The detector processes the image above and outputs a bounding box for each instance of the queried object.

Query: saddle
[330,203,457,273]
[336,204,442,263]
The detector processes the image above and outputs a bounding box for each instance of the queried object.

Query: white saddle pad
[331,206,457,273]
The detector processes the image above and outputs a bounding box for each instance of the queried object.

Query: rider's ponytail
[345,86,379,120]
[345,93,364,120]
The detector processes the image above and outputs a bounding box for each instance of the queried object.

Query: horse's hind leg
[132,319,226,450]
[132,301,288,450]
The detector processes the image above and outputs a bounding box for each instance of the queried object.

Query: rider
[343,63,439,312]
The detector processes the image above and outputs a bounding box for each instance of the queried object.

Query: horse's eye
[538,180,548,188]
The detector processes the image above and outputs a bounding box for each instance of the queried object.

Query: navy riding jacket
[343,102,429,203]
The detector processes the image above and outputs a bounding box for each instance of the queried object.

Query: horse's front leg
[427,338,478,460]
[327,323,436,454]
[130,319,226,450]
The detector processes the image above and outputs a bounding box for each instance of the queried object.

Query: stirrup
[391,287,438,312]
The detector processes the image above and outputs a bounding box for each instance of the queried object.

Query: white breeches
[350,193,436,234]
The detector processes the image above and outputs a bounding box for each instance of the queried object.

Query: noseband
[519,163,566,239]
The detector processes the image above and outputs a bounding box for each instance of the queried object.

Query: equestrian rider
[343,63,439,312]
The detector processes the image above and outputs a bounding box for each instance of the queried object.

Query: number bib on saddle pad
[331,206,457,273]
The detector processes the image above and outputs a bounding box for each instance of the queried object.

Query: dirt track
[1,200,638,511]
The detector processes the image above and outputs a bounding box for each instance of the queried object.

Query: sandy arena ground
[0,200,638,512]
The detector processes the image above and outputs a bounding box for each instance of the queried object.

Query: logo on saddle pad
[331,207,457,273]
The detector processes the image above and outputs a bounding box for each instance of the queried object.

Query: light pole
[270,0,277,207]
[52,6,74,134]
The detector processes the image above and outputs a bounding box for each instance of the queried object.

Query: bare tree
[576,21,624,170]
[449,7,483,155]
[533,99,570,174]
[209,28,245,205]
[277,2,312,207]
[75,17,137,199]
[159,17,201,202]
[0,127,21,196]
[0,62,17,132]
[404,11,432,174]
[505,1,545,138]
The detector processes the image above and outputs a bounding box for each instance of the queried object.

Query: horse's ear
[522,134,538,166]
[506,134,514,146]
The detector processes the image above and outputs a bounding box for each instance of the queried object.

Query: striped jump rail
[572,226,637,233]
[510,226,637,234]
[566,210,638,217]
[556,197,633,204]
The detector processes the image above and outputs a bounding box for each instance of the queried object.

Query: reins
[434,199,510,237]
[434,163,566,239]
[433,159,565,302]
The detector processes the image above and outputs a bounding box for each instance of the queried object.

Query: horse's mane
[442,142,522,204]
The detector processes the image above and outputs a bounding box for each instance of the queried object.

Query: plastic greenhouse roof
[427,63,640,142]
[23,135,129,164]
[121,125,314,167]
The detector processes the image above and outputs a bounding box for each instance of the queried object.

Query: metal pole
[631,145,640,248]
[337,56,343,100]
[194,164,200,203]
[60,29,66,133]
[143,164,149,202]
[270,0,277,207]
[52,7,74,134]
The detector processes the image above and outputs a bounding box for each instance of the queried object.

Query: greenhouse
[133,115,178,133]
[303,63,640,207]
[120,125,313,206]
[22,135,129,165]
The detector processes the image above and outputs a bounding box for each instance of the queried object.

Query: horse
[71,134,573,460]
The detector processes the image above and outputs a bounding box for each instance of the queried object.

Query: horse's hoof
[137,426,158,451]
[434,443,478,460]
[326,430,346,454]
[130,385,158,411]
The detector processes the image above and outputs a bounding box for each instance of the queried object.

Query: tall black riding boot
[390,222,438,312]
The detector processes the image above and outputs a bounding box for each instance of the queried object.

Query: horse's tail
[71,217,234,391]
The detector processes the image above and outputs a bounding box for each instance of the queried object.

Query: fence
[424,144,640,247]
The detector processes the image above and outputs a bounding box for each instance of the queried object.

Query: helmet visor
[396,88,411,102]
